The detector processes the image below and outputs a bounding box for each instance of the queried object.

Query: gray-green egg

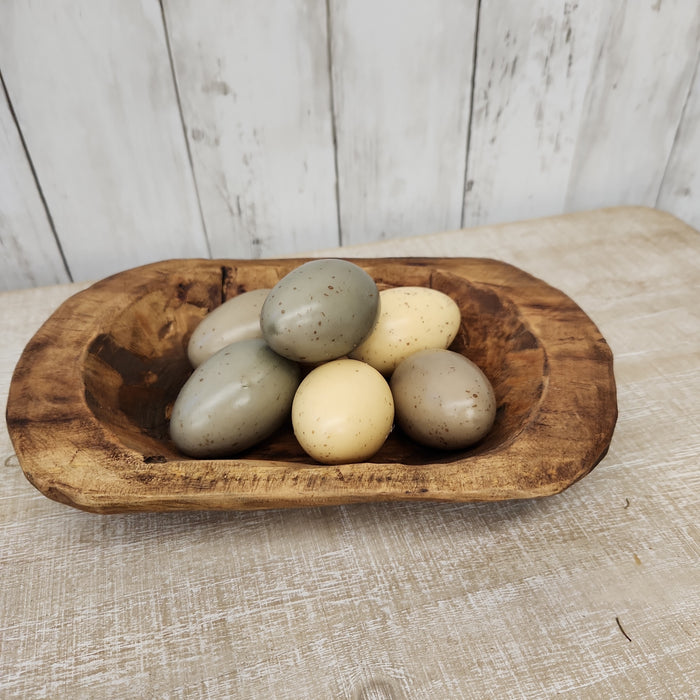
[390,348,496,449]
[260,259,380,363]
[187,288,270,368]
[170,338,300,457]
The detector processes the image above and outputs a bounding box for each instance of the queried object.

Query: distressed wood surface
[0,0,699,286]
[464,0,700,227]
[1,207,699,698]
[0,77,69,291]
[331,0,478,244]
[0,0,209,283]
[563,2,700,214]
[6,257,615,512]
[657,49,700,228]
[463,0,604,225]
[163,0,339,258]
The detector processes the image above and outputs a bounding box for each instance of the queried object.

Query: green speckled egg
[260,259,379,363]
[170,338,300,457]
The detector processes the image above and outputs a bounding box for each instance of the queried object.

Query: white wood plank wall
[1,0,699,291]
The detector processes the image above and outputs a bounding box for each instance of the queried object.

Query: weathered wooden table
[1,207,698,698]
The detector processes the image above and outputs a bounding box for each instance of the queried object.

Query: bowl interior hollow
[82,263,546,466]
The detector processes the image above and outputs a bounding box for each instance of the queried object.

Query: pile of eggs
[169,259,496,464]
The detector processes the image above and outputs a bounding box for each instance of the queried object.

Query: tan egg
[349,286,461,374]
[187,288,270,368]
[390,349,496,449]
[291,359,394,464]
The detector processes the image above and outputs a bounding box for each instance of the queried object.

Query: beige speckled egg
[291,359,394,464]
[390,348,496,449]
[187,288,270,368]
[349,286,461,374]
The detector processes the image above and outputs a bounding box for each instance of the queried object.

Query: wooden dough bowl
[6,258,617,513]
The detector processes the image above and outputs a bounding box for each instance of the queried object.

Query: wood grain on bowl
[5,258,617,513]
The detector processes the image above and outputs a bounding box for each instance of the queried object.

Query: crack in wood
[616,616,632,642]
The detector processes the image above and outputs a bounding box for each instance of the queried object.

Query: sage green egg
[187,288,271,368]
[390,348,496,450]
[170,338,300,457]
[260,259,380,363]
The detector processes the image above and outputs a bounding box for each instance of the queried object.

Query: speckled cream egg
[291,359,394,464]
[170,338,300,457]
[187,288,270,368]
[390,349,496,449]
[260,259,379,363]
[349,286,461,374]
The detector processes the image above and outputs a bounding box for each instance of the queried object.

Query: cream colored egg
[187,288,270,368]
[291,359,394,464]
[349,286,461,374]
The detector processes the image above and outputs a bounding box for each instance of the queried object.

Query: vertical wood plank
[163,0,339,258]
[331,0,478,245]
[463,1,604,227]
[0,0,209,283]
[564,2,700,214]
[0,79,70,291]
[464,1,700,227]
[657,51,700,231]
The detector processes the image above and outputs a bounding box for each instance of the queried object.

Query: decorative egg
[390,349,496,449]
[260,259,379,363]
[349,286,461,374]
[170,338,300,457]
[187,288,270,368]
[291,359,394,464]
